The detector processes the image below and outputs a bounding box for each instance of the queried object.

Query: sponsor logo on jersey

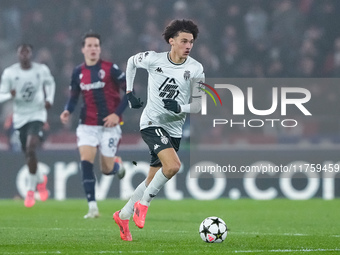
[98,69,105,79]
[21,82,36,102]
[184,70,190,80]
[80,81,105,91]
[159,78,179,99]
[154,144,160,150]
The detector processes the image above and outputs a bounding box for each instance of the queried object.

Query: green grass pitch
[0,199,339,254]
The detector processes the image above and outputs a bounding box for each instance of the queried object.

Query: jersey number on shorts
[108,137,118,148]
[159,77,179,99]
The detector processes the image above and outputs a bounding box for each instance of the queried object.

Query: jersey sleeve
[132,51,154,69]
[192,63,205,98]
[110,63,126,91]
[0,68,12,94]
[126,51,155,92]
[41,64,56,104]
[0,92,11,103]
[64,67,81,113]
[180,64,205,114]
[110,63,128,116]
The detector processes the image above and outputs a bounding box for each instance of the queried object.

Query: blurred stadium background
[0,0,339,199]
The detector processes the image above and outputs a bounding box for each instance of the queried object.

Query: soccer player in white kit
[0,44,55,207]
[113,19,205,241]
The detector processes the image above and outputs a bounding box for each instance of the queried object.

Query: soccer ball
[199,216,228,243]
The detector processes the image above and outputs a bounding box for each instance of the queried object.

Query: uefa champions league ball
[199,216,228,243]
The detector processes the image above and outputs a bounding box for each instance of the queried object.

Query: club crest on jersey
[184,70,190,80]
[79,73,83,80]
[160,135,169,145]
[98,69,105,79]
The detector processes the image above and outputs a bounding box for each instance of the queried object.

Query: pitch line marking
[2,249,340,254]
[233,248,340,253]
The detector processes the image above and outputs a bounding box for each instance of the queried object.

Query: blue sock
[81,160,95,202]
[104,162,120,175]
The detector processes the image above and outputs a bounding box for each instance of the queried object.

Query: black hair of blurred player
[81,30,101,46]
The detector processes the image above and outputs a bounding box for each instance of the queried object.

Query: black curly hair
[162,19,199,44]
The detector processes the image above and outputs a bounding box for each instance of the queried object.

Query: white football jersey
[0,62,55,129]
[131,51,205,137]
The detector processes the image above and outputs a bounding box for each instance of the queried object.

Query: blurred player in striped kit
[60,31,127,219]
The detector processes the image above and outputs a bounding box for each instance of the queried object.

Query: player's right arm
[0,92,11,103]
[60,67,81,124]
[125,52,154,108]
[0,68,14,101]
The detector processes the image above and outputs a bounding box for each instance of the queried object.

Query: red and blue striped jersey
[65,60,127,126]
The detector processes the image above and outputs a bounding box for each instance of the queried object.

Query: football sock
[140,169,169,207]
[36,168,44,183]
[119,180,147,220]
[28,172,37,191]
[81,160,96,202]
[88,200,98,210]
[104,162,120,175]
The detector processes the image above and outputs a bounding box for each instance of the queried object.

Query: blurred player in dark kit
[60,31,127,218]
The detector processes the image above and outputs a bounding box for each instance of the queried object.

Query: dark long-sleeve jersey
[65,60,127,126]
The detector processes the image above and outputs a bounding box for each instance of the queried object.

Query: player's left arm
[181,65,205,113]
[42,64,56,109]
[0,69,14,101]
[109,63,128,121]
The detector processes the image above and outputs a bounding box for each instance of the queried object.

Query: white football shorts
[76,124,122,157]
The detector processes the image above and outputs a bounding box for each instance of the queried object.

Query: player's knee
[101,168,111,175]
[100,165,111,175]
[100,161,115,175]
[165,161,181,177]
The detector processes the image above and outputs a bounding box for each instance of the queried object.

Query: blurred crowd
[0,0,340,147]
